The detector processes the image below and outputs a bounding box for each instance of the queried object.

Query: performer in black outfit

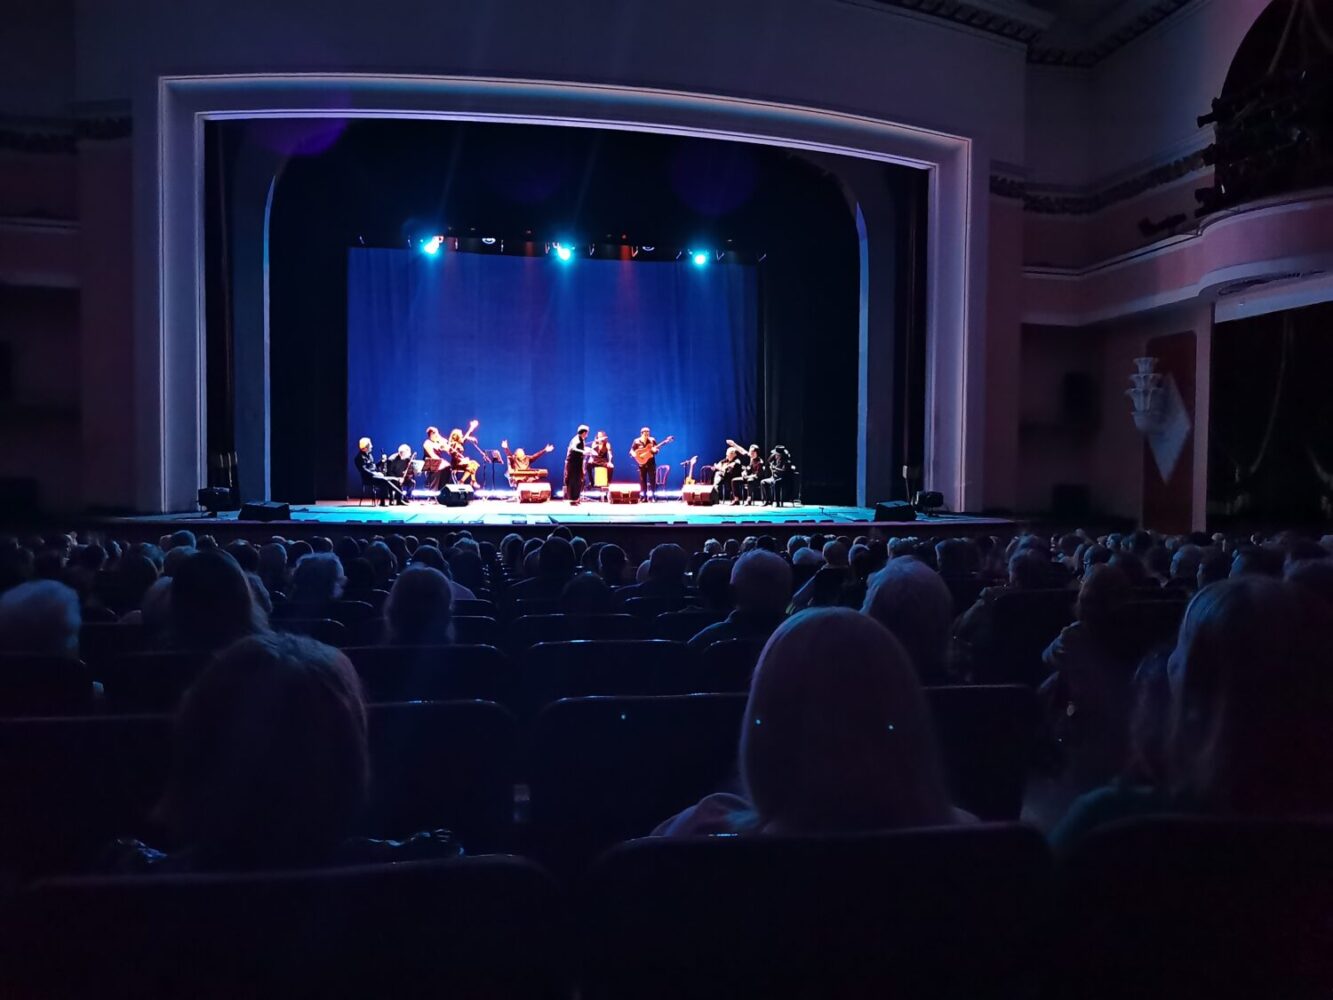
[565,424,589,505]
[355,437,406,506]
[382,444,417,496]
[761,445,796,505]
[631,427,658,502]
[738,444,766,504]
[587,430,614,489]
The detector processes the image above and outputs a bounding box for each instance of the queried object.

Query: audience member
[616,543,688,602]
[0,580,81,658]
[688,550,791,650]
[288,552,347,607]
[165,551,268,653]
[694,556,735,612]
[382,565,455,646]
[860,556,954,684]
[659,608,957,836]
[560,572,615,614]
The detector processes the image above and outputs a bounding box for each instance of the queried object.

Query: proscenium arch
[146,74,982,514]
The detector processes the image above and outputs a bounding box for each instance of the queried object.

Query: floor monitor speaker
[240,501,291,522]
[873,500,917,522]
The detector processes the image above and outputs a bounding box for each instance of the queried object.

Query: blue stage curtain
[346,248,758,495]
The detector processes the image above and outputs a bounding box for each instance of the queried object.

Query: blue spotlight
[554,242,573,262]
[422,235,444,255]
[691,250,709,267]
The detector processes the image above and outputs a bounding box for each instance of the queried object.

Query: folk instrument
[682,456,698,486]
[630,434,674,467]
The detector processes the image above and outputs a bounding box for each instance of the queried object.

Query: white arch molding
[145,74,984,513]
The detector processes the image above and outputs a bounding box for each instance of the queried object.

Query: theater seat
[620,596,694,619]
[925,684,1039,820]
[451,614,500,646]
[341,644,514,705]
[79,623,148,666]
[509,613,646,650]
[3,856,570,999]
[454,598,497,618]
[0,655,96,715]
[665,637,764,694]
[516,640,683,718]
[272,617,347,646]
[977,588,1076,684]
[653,608,725,642]
[0,714,173,878]
[1056,817,1333,999]
[364,700,518,852]
[98,650,208,712]
[580,823,1052,1000]
[529,693,745,872]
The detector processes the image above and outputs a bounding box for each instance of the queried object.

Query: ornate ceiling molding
[989,147,1210,214]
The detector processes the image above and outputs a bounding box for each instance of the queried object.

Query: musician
[422,426,448,490]
[714,445,744,504]
[631,426,658,502]
[382,443,417,496]
[502,439,554,473]
[761,445,797,505]
[565,425,590,505]
[738,444,766,505]
[587,430,614,487]
[355,437,406,506]
[447,425,480,486]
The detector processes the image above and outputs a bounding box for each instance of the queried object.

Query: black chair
[653,608,725,642]
[272,617,348,646]
[977,588,1076,684]
[924,684,1039,820]
[3,856,570,999]
[516,640,684,719]
[451,614,500,646]
[0,713,173,878]
[455,598,497,618]
[1113,598,1187,660]
[1056,817,1333,999]
[621,596,693,619]
[662,636,764,694]
[341,644,514,705]
[943,575,985,616]
[529,694,745,873]
[364,701,518,852]
[511,597,560,619]
[0,655,96,715]
[271,600,375,626]
[98,650,208,712]
[79,622,147,666]
[509,613,646,650]
[579,824,1052,1000]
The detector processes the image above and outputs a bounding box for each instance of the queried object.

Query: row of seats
[4,818,1329,999]
[0,687,1037,877]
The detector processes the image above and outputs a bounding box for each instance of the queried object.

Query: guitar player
[630,426,664,502]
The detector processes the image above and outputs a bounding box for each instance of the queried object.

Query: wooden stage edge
[96,499,1022,552]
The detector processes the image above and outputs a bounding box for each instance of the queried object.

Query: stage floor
[292,498,877,527]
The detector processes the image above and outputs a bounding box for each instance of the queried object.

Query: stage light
[691,250,709,267]
[422,235,444,255]
[554,242,573,262]
[481,237,497,245]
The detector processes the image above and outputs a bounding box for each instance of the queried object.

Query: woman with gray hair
[657,608,957,836]
[860,556,955,684]
[0,580,82,658]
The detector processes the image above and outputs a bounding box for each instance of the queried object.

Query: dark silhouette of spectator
[0,580,81,658]
[695,556,735,612]
[561,572,615,614]
[616,543,688,603]
[258,542,290,596]
[861,556,954,684]
[289,552,346,607]
[1230,545,1285,578]
[598,543,630,587]
[1287,557,1333,606]
[688,550,791,650]
[506,537,578,604]
[382,565,454,646]
[659,608,956,835]
[165,551,268,653]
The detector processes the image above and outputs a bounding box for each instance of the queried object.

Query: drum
[593,465,609,488]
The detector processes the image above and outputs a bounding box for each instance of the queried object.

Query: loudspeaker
[608,483,641,504]
[198,487,238,513]
[913,490,945,512]
[683,484,716,506]
[518,482,551,503]
[438,484,472,507]
[240,501,291,522]
[874,501,917,522]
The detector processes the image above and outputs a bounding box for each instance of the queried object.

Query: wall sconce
[1126,356,1162,434]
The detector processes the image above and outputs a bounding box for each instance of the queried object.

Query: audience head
[722,538,740,558]
[934,538,979,578]
[598,543,628,585]
[169,551,267,653]
[1229,545,1285,579]
[730,549,792,617]
[646,543,687,584]
[741,609,952,833]
[861,557,953,683]
[1007,549,1050,589]
[159,632,368,868]
[1075,563,1133,645]
[383,565,454,645]
[0,580,81,658]
[1169,544,1203,586]
[696,556,735,611]
[821,540,849,569]
[1286,557,1333,607]
[1166,577,1333,815]
[538,537,577,580]
[289,552,346,605]
[560,572,614,614]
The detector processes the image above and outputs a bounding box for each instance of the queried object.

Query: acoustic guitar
[630,435,674,467]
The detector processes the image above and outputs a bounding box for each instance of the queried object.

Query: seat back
[271,600,374,625]
[666,636,764,694]
[79,622,147,666]
[529,694,745,872]
[621,596,691,618]
[0,714,173,878]
[451,614,500,646]
[981,588,1076,684]
[272,617,348,646]
[517,640,683,718]
[363,700,517,851]
[0,655,95,715]
[4,856,569,999]
[653,608,725,641]
[341,644,513,705]
[98,650,207,712]
[580,824,1052,1000]
[1057,817,1333,999]
[1113,598,1187,659]
[455,598,497,618]
[510,613,646,650]
[925,684,1039,820]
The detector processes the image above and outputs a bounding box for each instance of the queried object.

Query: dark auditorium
[1,0,1332,996]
